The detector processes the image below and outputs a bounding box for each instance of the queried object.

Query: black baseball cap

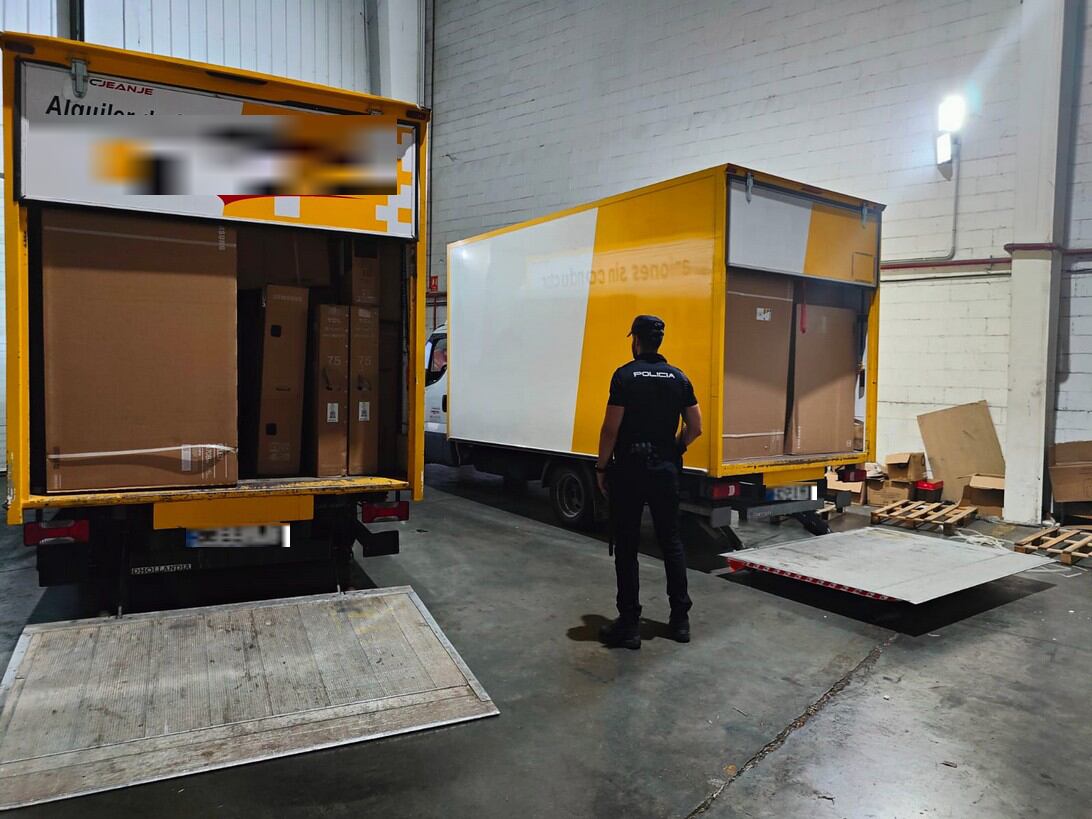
[628,314,665,339]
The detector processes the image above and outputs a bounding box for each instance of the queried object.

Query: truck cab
[424,325,452,464]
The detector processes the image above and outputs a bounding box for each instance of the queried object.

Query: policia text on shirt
[595,315,703,650]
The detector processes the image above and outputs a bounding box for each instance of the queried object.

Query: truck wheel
[550,464,596,529]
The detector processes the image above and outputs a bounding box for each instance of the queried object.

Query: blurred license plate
[765,485,813,502]
[185,525,288,548]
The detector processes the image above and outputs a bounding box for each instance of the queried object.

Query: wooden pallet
[817,501,842,520]
[1013,527,1092,565]
[870,500,977,536]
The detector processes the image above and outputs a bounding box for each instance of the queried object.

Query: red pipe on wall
[881,256,1009,271]
[881,245,1092,272]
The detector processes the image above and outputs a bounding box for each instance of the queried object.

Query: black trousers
[610,457,692,622]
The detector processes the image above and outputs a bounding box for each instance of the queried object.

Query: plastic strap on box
[46,444,237,461]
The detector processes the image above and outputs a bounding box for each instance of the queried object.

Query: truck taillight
[710,481,741,500]
[360,501,409,524]
[24,519,89,546]
[837,467,867,483]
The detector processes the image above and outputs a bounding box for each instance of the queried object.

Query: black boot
[599,617,641,649]
[669,615,690,643]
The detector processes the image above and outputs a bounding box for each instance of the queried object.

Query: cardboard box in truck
[722,269,793,460]
[309,306,350,477]
[239,286,309,477]
[348,306,381,474]
[342,240,382,305]
[238,226,332,290]
[41,208,238,492]
[787,304,858,455]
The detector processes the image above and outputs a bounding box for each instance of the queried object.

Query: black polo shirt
[608,352,698,451]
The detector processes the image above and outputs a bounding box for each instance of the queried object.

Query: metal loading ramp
[723,527,1052,604]
[0,587,498,810]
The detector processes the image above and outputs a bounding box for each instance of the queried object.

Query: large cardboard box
[239,286,309,476]
[865,478,912,507]
[960,474,1005,517]
[918,401,1005,503]
[342,257,381,306]
[885,452,926,483]
[41,208,237,492]
[309,306,350,477]
[238,226,331,289]
[787,304,857,455]
[341,238,382,305]
[722,270,793,460]
[1049,441,1092,503]
[348,306,381,474]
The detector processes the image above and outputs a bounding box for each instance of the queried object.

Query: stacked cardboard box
[38,213,397,493]
[237,232,390,479]
[722,270,863,462]
[863,452,925,506]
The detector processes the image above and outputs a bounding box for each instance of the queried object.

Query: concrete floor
[1,467,1090,817]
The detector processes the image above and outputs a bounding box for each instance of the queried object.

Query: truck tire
[550,463,596,529]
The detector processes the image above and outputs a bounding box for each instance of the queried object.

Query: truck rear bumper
[16,475,409,519]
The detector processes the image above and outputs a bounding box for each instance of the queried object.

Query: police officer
[595,315,703,650]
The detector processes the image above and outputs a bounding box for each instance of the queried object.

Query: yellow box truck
[428,165,883,546]
[2,33,429,605]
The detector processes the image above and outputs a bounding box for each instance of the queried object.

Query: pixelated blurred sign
[17,63,418,238]
[429,275,439,293]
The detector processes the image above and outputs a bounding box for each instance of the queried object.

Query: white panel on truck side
[448,210,598,454]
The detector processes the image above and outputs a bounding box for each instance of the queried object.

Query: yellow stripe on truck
[570,171,720,472]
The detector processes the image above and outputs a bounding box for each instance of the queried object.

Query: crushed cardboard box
[960,474,1005,518]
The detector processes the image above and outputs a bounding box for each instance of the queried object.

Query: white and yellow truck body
[430,165,883,536]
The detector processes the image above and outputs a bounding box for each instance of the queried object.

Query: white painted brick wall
[877,273,1010,458]
[1056,267,1092,442]
[430,0,1023,461]
[1059,2,1092,445]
